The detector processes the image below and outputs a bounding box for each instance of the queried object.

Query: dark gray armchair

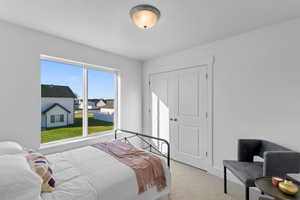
[223,139,300,200]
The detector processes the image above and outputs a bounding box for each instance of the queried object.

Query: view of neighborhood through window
[41,58,115,144]
[87,68,115,135]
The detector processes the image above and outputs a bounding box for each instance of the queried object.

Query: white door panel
[150,73,169,152]
[167,71,178,157]
[151,91,158,140]
[173,66,209,169]
[178,70,199,117]
[179,125,199,156]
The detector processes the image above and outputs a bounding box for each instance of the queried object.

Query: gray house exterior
[100,99,114,114]
[41,84,76,129]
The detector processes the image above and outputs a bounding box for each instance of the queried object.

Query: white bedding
[41,146,171,200]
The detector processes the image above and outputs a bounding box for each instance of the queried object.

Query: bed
[41,129,171,200]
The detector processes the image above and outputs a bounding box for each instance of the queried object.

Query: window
[50,115,55,123]
[59,114,64,122]
[50,115,64,123]
[88,69,115,135]
[40,56,117,144]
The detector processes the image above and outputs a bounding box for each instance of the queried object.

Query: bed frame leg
[114,129,117,140]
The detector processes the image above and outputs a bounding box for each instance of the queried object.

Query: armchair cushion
[263,151,300,177]
[238,139,261,162]
[223,160,263,187]
[259,140,289,157]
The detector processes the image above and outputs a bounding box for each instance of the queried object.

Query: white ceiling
[0,0,300,61]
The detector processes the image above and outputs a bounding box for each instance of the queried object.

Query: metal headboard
[114,129,170,167]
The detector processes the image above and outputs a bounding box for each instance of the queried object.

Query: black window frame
[59,114,64,122]
[50,115,55,123]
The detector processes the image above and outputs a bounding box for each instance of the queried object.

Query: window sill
[39,130,115,154]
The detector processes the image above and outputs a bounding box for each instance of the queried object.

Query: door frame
[147,56,215,168]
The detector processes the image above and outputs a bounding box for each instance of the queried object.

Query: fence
[93,112,114,122]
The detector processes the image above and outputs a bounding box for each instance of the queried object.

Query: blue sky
[41,60,115,99]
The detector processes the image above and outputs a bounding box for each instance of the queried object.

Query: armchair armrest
[238,139,261,162]
[263,151,300,177]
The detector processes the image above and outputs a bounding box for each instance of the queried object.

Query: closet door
[149,66,210,170]
[171,66,209,170]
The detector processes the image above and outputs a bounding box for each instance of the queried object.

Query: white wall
[142,18,300,172]
[0,20,142,149]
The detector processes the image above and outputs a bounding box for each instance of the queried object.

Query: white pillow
[0,141,24,155]
[0,154,42,200]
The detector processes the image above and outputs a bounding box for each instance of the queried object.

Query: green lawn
[41,113,113,143]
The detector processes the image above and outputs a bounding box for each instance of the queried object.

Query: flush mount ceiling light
[130,4,160,29]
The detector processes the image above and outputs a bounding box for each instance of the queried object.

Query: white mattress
[41,146,171,200]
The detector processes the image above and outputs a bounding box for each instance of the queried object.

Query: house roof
[89,99,101,103]
[42,103,71,114]
[41,84,76,98]
[102,99,114,109]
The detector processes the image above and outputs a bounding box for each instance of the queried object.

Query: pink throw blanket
[92,141,167,194]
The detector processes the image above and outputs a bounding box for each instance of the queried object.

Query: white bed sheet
[42,146,171,200]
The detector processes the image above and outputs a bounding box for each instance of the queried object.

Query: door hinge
[205,152,208,157]
[205,112,208,119]
[149,81,151,86]
[205,73,208,80]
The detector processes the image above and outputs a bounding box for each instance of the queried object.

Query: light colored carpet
[160,161,265,200]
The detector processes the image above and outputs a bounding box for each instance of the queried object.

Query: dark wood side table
[255,177,300,200]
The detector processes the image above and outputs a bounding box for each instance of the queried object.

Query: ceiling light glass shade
[130,5,160,29]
